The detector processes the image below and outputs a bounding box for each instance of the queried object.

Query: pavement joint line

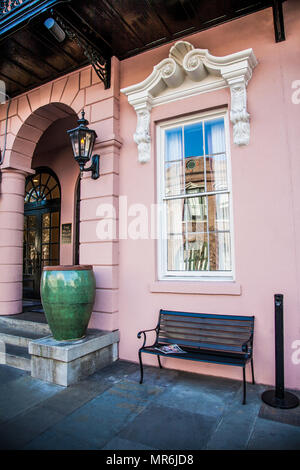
[245,411,259,449]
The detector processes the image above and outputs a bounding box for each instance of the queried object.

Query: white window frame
[157,108,235,281]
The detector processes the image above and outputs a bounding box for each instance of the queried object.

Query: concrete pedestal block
[29,329,119,386]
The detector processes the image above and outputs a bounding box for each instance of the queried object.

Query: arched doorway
[23,168,61,299]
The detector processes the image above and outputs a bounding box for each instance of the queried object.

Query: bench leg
[251,358,255,385]
[158,355,163,369]
[242,366,246,405]
[138,350,144,384]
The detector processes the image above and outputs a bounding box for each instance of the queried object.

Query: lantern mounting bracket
[51,9,111,89]
[81,154,100,180]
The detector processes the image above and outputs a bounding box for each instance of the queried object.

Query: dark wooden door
[23,169,61,299]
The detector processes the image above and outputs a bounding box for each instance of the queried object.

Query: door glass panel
[51,228,59,243]
[42,213,50,227]
[28,215,36,228]
[50,244,59,260]
[51,212,59,227]
[42,229,50,243]
[42,244,50,260]
[51,186,60,199]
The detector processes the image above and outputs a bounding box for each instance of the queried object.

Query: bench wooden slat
[160,320,252,334]
[161,314,253,328]
[157,337,245,353]
[159,333,247,348]
[159,328,250,344]
[160,310,254,322]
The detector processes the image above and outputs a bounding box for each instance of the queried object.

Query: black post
[261,294,299,409]
[274,294,284,400]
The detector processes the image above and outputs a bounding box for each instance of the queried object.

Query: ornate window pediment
[121,41,258,163]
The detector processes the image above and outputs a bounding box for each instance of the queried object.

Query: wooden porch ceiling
[0,0,286,99]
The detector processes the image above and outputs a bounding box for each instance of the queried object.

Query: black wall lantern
[67,110,100,179]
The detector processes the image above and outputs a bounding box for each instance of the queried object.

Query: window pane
[184,122,203,158]
[167,199,184,235]
[51,186,60,199]
[41,173,50,185]
[165,128,183,162]
[51,228,59,243]
[51,212,59,227]
[28,216,36,228]
[206,154,228,191]
[28,231,35,244]
[185,157,205,194]
[42,229,50,243]
[50,244,59,260]
[205,118,225,155]
[42,245,49,260]
[184,233,208,271]
[184,196,207,233]
[165,162,184,196]
[207,193,230,232]
[42,213,50,227]
[167,234,185,271]
[209,232,231,271]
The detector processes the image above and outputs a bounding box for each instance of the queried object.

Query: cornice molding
[121,40,258,163]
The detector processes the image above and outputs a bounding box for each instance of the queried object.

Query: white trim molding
[121,40,258,163]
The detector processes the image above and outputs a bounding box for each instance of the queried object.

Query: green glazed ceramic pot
[40,265,96,341]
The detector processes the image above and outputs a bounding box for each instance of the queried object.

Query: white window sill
[149,281,241,295]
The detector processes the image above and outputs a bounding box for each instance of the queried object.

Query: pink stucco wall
[118,1,300,390]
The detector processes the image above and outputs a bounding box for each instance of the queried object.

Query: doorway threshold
[22,299,44,313]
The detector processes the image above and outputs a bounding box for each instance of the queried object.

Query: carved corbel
[133,104,151,163]
[229,79,250,146]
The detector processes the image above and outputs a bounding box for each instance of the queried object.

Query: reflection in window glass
[205,118,226,155]
[206,154,228,191]
[185,157,205,193]
[165,162,184,197]
[184,122,203,158]
[165,128,183,162]
[42,213,50,227]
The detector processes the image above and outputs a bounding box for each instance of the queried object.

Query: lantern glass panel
[70,130,79,158]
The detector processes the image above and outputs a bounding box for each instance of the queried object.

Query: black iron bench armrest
[137,327,159,348]
[242,334,254,354]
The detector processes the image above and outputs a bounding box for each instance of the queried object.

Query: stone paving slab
[247,417,300,450]
[118,403,218,450]
[0,364,27,386]
[0,373,62,424]
[102,437,156,450]
[205,384,264,450]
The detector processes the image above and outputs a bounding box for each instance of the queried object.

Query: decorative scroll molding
[121,41,257,163]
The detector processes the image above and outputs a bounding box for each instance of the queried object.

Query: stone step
[0,314,50,336]
[0,324,49,347]
[5,344,31,372]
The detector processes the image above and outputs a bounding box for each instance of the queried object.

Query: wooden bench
[137,310,255,404]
